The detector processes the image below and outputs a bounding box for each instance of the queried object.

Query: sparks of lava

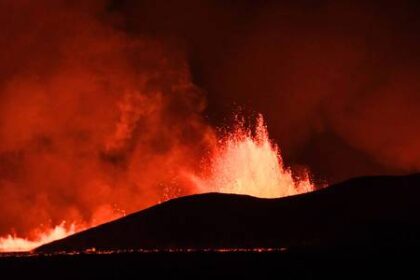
[0,222,77,252]
[192,114,314,198]
[0,114,314,252]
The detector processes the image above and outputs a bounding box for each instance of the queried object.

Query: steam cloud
[0,0,419,236]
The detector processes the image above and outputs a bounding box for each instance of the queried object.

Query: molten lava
[193,115,313,198]
[0,114,314,252]
[0,222,76,252]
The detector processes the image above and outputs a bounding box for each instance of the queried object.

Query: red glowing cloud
[0,0,215,237]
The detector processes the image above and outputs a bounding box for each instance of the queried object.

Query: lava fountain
[193,114,313,198]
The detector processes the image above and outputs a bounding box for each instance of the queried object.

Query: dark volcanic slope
[37,174,420,253]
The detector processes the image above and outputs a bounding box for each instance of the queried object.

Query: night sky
[114,0,420,182]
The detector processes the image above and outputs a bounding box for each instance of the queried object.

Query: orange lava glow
[0,1,316,253]
[0,114,314,252]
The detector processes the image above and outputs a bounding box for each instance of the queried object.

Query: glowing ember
[192,115,314,198]
[0,222,78,252]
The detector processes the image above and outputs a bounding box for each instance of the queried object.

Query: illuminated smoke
[0,0,215,239]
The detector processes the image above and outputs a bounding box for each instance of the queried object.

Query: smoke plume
[0,0,215,236]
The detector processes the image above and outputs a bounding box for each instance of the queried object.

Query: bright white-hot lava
[193,114,314,198]
[0,114,314,252]
[0,222,77,252]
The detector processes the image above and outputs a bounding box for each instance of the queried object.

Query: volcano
[36,173,420,253]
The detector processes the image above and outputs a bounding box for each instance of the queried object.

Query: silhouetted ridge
[36,173,420,253]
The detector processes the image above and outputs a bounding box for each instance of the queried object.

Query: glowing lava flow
[192,115,314,198]
[0,114,314,252]
[0,222,77,252]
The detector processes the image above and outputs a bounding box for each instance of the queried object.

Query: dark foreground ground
[2,173,420,278]
[37,174,420,253]
[1,248,420,279]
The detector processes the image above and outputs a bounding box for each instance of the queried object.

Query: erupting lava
[193,115,313,198]
[0,115,314,252]
[0,0,316,254]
